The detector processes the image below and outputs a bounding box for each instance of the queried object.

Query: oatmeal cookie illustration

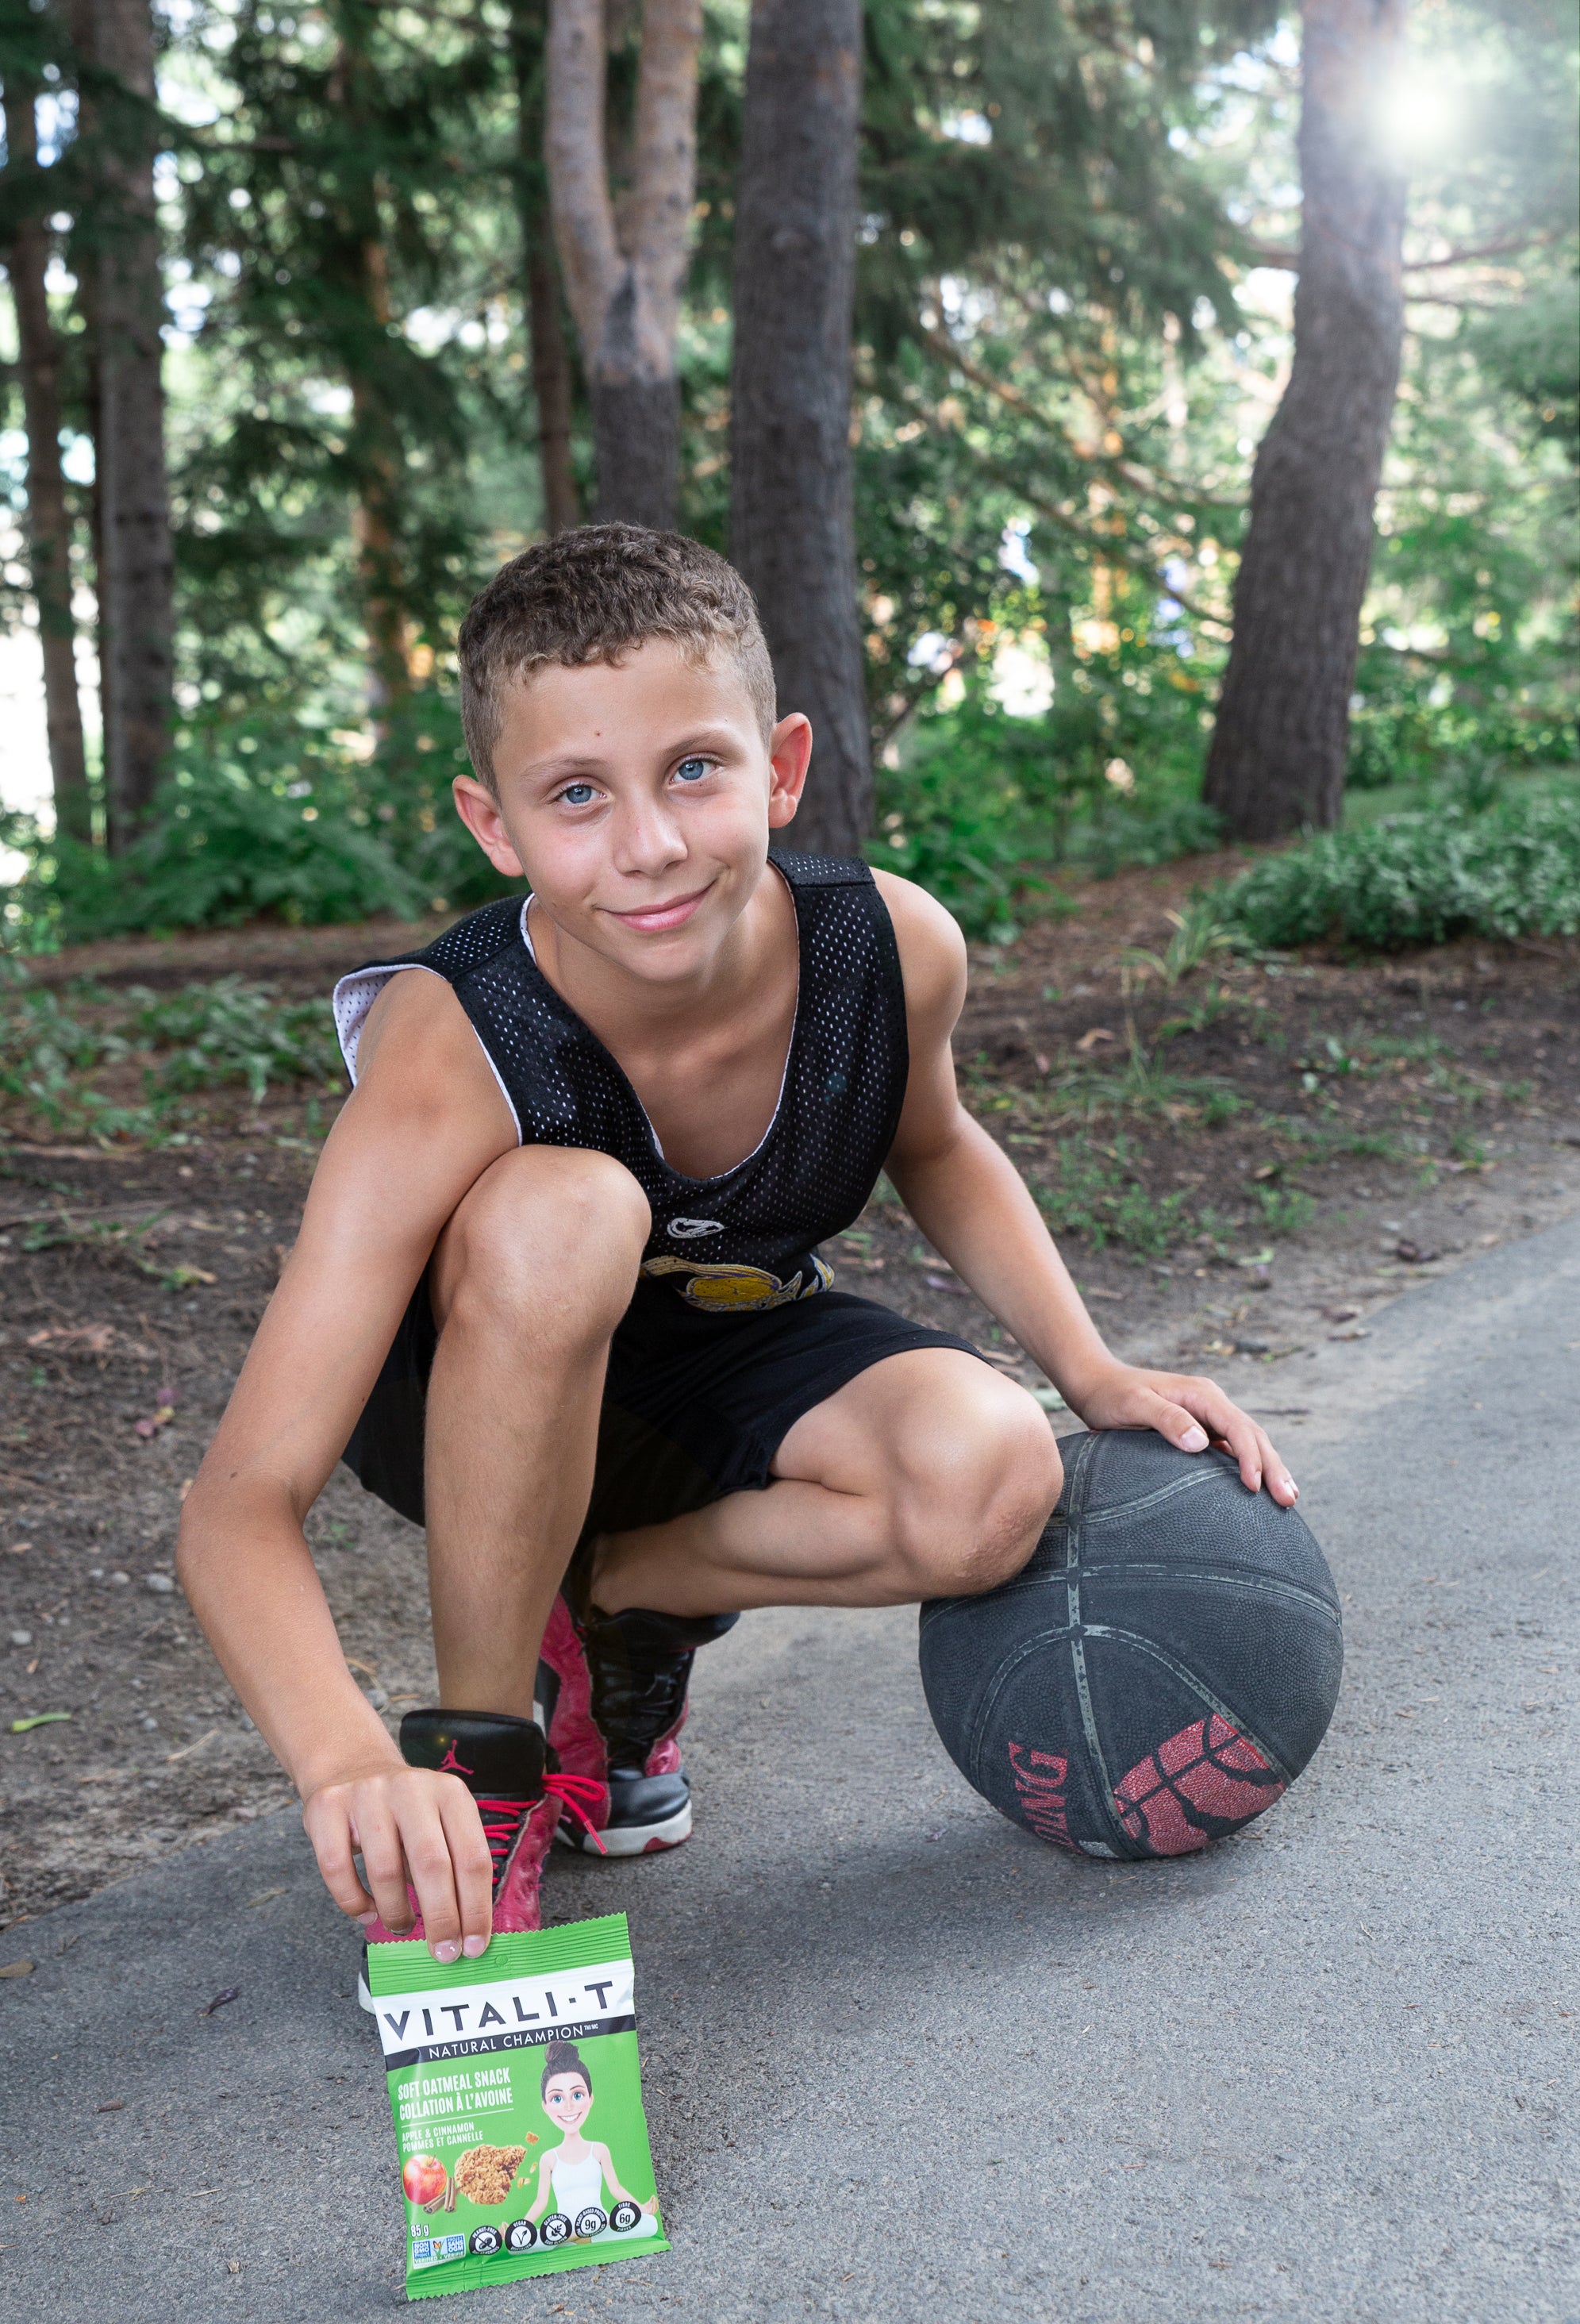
[453,2144,527,2207]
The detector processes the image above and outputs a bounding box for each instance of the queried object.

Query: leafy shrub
[1,698,513,948]
[1217,784,1580,952]
[0,965,341,1140]
[129,979,341,1103]
[7,775,425,946]
[869,686,1221,941]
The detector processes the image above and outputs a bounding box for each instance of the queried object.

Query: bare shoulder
[315,966,517,1202]
[354,969,508,1124]
[871,869,967,1025]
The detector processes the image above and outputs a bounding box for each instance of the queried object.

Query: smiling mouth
[604,883,714,933]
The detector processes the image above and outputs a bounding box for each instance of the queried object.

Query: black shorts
[343,1279,982,1537]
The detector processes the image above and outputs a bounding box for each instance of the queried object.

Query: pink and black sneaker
[535,1600,736,1857]
[356,1709,603,2007]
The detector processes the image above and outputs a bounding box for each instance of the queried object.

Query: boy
[178,525,1295,1967]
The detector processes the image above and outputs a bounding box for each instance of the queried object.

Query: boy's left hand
[1070,1361,1298,1506]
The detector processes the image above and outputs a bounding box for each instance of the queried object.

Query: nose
[609,793,687,882]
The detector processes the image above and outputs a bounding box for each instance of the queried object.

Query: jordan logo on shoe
[438,1742,474,1776]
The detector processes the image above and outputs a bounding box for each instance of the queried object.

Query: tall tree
[2,65,90,839]
[729,0,870,856]
[73,0,174,848]
[330,8,412,709]
[507,0,579,536]
[1204,0,1409,840]
[545,0,701,528]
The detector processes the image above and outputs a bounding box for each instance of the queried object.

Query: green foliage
[1252,1182,1315,1237]
[7,777,425,945]
[1,698,520,945]
[1121,899,1236,987]
[1217,783,1580,953]
[1030,1135,1194,1259]
[127,979,341,1105]
[1,0,1574,946]
[867,683,1221,939]
[0,964,340,1143]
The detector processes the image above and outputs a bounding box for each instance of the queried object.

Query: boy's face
[452,640,810,986]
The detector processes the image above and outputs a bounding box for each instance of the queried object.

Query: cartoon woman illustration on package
[523,2041,659,2241]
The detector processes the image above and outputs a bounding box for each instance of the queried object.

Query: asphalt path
[2,1219,1575,2324]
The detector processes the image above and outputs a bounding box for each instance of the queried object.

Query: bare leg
[421,1146,648,1715]
[591,1349,1064,1619]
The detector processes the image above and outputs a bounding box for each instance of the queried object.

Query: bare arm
[176,969,520,1950]
[525,2157,555,2222]
[876,872,1297,1506]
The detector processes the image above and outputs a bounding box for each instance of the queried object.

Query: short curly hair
[457,524,777,789]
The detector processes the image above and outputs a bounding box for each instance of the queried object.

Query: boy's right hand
[302,1762,496,1964]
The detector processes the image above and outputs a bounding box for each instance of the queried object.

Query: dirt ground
[2,855,1577,1933]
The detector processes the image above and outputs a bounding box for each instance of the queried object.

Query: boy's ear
[767,714,813,829]
[452,774,527,878]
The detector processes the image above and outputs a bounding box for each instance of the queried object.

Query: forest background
[0,0,1578,1939]
[0,0,1575,951]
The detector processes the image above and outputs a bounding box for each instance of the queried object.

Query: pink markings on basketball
[1006,1741,1076,1849]
[437,1741,473,1777]
[1113,1714,1284,1855]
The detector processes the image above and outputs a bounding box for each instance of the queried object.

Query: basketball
[918,1429,1343,1859]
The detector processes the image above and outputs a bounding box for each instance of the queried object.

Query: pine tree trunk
[728,0,871,857]
[528,239,580,533]
[325,17,411,709]
[79,0,175,852]
[1203,0,1408,841]
[509,0,580,535]
[3,77,91,841]
[350,232,410,707]
[588,373,678,529]
[545,0,699,530]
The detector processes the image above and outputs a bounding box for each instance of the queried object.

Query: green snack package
[367,1912,668,2299]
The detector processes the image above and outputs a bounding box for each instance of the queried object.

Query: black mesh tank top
[333,852,909,1315]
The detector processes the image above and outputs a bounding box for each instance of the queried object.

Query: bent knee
[891,1388,1063,1599]
[435,1147,648,1337]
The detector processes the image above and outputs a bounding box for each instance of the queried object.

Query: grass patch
[1030,1136,1196,1259]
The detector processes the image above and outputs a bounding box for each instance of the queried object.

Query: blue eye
[559,783,597,806]
[674,756,712,784]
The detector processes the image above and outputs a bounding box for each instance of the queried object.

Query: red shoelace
[476,1772,608,1873]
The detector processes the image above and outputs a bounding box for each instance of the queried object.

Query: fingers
[1150,1378,1300,1505]
[304,1768,494,1963]
[436,1782,495,1960]
[303,1791,375,1922]
[395,1786,468,1963]
[1135,1390,1211,1456]
[356,1792,424,1938]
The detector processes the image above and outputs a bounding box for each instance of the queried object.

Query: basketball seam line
[925,1563,1341,1629]
[1060,1433,1244,1529]
[955,1599,1305,1787]
[960,1604,1296,1846]
[1078,1623,1296,1787]
[1075,1564,1343,1625]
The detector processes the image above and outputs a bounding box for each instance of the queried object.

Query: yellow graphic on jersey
[641,1253,835,1314]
